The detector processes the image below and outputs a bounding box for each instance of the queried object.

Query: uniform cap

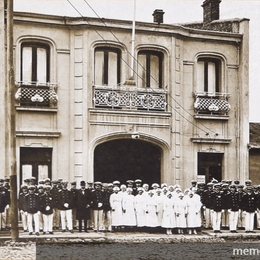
[44,185,52,190]
[94,181,102,186]
[245,180,252,184]
[151,183,159,188]
[21,185,28,189]
[234,180,240,185]
[70,181,77,185]
[87,180,93,184]
[229,184,236,189]
[52,180,58,184]
[191,180,197,184]
[126,180,134,184]
[28,185,35,190]
[113,180,120,185]
[108,183,113,187]
[137,187,144,192]
[207,182,213,186]
[238,184,244,188]
[213,183,221,188]
[247,185,253,190]
[38,185,44,189]
[135,179,142,183]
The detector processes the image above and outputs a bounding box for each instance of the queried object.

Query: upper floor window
[197,57,221,93]
[137,50,163,89]
[94,47,121,86]
[21,43,50,83]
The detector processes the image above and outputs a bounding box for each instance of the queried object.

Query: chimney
[202,0,221,25]
[153,9,165,24]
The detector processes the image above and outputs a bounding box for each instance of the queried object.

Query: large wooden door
[20,147,52,184]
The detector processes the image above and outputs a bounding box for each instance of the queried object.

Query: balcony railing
[93,85,167,111]
[193,92,231,116]
[15,81,59,108]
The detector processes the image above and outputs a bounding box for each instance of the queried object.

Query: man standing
[237,184,245,229]
[58,181,73,233]
[50,180,61,230]
[242,186,257,233]
[25,185,40,235]
[102,183,113,232]
[40,185,54,235]
[202,182,214,229]
[227,184,239,233]
[210,183,224,233]
[76,181,92,233]
[70,181,78,230]
[91,182,104,232]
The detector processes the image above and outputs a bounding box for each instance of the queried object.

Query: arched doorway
[94,139,161,185]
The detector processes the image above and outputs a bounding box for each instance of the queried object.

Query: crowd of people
[0,177,259,236]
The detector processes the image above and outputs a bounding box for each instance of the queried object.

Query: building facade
[0,0,249,188]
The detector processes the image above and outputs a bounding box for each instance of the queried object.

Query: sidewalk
[0,228,259,244]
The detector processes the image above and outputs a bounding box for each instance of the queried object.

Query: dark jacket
[25,193,40,214]
[227,192,239,211]
[242,193,257,213]
[58,189,73,210]
[91,189,104,210]
[76,189,92,220]
[18,191,28,211]
[210,191,223,212]
[40,193,54,215]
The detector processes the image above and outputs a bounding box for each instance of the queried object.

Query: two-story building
[0,0,249,188]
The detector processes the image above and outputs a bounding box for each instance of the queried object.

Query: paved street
[1,229,260,259]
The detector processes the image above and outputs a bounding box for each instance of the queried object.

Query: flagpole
[7,0,19,242]
[130,0,136,79]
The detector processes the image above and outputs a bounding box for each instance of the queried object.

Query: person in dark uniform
[58,181,73,233]
[91,181,104,232]
[25,185,40,235]
[0,181,8,231]
[18,185,28,232]
[227,184,239,233]
[50,180,61,230]
[210,183,224,233]
[76,181,92,233]
[242,186,257,233]
[40,185,54,234]
[102,183,113,232]
[2,177,10,230]
[202,182,214,229]
[221,183,230,229]
[190,180,197,192]
[70,181,78,230]
[37,184,45,232]
[237,184,245,229]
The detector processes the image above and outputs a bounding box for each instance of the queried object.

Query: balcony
[193,92,231,119]
[93,85,167,111]
[15,82,59,109]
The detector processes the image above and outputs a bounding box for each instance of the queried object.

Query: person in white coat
[155,189,164,229]
[109,187,123,231]
[134,187,146,230]
[122,188,136,230]
[186,191,202,234]
[145,190,159,231]
[175,192,187,234]
[161,192,175,235]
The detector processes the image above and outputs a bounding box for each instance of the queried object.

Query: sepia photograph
[0,0,260,259]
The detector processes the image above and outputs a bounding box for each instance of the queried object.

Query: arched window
[197,57,221,93]
[94,47,121,86]
[137,50,163,88]
[21,42,50,83]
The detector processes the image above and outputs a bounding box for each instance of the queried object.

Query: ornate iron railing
[93,85,167,111]
[193,92,231,115]
[15,82,59,108]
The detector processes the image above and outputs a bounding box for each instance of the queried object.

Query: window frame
[197,57,221,93]
[20,42,50,83]
[94,46,121,85]
[137,50,163,88]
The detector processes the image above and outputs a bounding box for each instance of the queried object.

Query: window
[94,47,121,86]
[137,50,163,88]
[21,43,50,83]
[197,58,221,93]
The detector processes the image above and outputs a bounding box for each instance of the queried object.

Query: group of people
[0,176,260,236]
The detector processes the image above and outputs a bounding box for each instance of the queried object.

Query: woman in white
[145,190,159,230]
[122,188,136,229]
[161,192,175,235]
[109,187,123,231]
[134,187,147,229]
[186,191,202,234]
[155,189,164,227]
[175,192,187,234]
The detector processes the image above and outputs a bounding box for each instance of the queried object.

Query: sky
[14,0,260,122]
